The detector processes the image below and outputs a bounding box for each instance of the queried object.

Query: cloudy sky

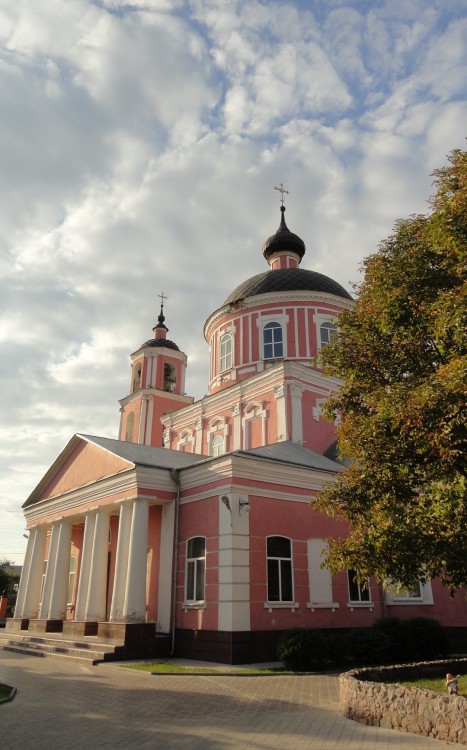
[1,0,466,565]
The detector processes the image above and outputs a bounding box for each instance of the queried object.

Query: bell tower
[118,296,193,447]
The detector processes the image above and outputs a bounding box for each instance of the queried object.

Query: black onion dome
[262,206,306,262]
[224,267,352,304]
[140,338,180,351]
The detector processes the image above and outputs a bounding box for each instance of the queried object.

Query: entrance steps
[0,632,119,664]
[0,624,171,665]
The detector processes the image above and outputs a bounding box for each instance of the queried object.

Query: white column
[15,526,47,619]
[39,522,60,619]
[84,509,110,621]
[74,512,96,621]
[47,520,73,620]
[122,499,149,622]
[109,501,134,622]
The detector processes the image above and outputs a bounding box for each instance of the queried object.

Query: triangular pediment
[24,435,133,507]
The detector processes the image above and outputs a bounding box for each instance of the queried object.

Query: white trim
[264,602,299,612]
[307,602,339,611]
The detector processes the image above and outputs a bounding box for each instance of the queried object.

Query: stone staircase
[0,624,172,665]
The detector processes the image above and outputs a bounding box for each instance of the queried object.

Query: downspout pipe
[169,468,181,656]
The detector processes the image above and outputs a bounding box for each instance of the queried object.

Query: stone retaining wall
[340,659,467,745]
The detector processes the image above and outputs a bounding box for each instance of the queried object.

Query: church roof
[236,441,342,473]
[139,338,180,351]
[262,205,306,262]
[79,435,206,469]
[224,267,352,304]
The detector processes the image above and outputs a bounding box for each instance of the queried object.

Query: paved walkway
[0,650,455,750]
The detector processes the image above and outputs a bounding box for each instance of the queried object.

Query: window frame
[263,321,284,360]
[266,535,294,604]
[185,536,206,604]
[210,434,224,456]
[219,333,233,372]
[385,580,434,606]
[319,321,337,348]
[347,569,371,604]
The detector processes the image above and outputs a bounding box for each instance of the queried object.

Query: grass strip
[123,662,288,675]
[395,674,466,696]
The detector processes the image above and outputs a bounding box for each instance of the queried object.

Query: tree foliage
[315,148,467,590]
[0,558,14,595]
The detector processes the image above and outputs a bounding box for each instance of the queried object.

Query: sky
[1,0,466,565]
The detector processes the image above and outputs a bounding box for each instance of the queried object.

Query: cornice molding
[204,290,354,340]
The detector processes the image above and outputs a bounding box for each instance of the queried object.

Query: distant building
[9,202,467,662]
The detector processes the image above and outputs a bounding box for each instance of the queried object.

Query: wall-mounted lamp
[239,498,249,512]
[22,533,29,539]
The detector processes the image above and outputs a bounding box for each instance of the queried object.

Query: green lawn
[397,674,466,696]
[123,662,287,675]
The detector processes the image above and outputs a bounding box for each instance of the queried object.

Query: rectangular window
[267,536,293,602]
[348,570,370,603]
[385,580,435,605]
[185,537,206,602]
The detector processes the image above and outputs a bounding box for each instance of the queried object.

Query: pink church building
[7,202,467,663]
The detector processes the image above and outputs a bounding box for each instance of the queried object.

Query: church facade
[9,202,467,663]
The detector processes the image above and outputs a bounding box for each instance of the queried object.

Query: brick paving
[0,650,455,750]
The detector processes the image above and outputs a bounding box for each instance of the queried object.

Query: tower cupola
[262,186,305,270]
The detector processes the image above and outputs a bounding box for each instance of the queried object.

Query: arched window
[267,536,293,602]
[320,322,337,348]
[219,333,232,372]
[185,537,206,602]
[132,364,142,392]
[163,363,176,392]
[125,412,135,442]
[210,434,224,457]
[263,322,283,359]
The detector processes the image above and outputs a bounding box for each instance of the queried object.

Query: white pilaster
[109,501,134,622]
[217,494,250,632]
[231,403,242,450]
[39,522,60,619]
[274,383,287,441]
[195,418,203,454]
[16,526,47,619]
[157,502,175,632]
[74,511,97,621]
[47,519,73,620]
[123,499,149,622]
[290,383,304,443]
[84,509,110,621]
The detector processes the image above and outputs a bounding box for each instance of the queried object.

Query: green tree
[315,148,467,590]
[0,558,14,595]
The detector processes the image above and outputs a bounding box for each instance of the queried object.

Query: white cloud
[1,0,466,563]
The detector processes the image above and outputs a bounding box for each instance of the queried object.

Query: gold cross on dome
[274,183,289,206]
[159,291,168,307]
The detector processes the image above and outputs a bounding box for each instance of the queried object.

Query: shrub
[404,617,449,661]
[277,617,449,671]
[277,628,328,670]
